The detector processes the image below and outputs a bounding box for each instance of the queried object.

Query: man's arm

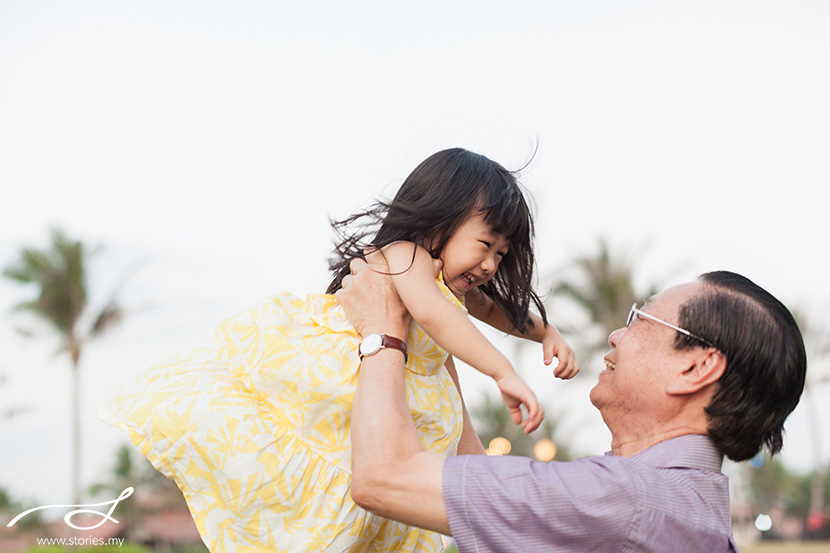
[337,255,452,534]
[350,348,451,533]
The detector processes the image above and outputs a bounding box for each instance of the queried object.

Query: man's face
[590,282,702,430]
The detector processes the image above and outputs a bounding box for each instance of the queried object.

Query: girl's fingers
[509,405,524,425]
[543,343,556,366]
[523,408,543,433]
[552,351,580,379]
[521,401,543,433]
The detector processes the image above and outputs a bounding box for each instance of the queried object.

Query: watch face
[360,333,383,356]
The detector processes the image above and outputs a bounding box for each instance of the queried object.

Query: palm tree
[548,237,659,359]
[3,229,125,505]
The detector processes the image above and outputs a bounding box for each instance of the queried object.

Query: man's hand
[335,251,428,339]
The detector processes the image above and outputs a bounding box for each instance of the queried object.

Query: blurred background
[1,0,828,550]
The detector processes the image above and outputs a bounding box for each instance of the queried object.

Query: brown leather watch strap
[379,334,407,363]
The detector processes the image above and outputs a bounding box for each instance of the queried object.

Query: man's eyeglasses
[626,303,715,349]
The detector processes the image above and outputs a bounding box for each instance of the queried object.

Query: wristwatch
[358,333,408,363]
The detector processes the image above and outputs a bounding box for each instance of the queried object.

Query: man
[336,256,806,552]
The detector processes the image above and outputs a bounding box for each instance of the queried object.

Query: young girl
[98,148,577,553]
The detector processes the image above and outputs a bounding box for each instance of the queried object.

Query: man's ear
[666,350,726,395]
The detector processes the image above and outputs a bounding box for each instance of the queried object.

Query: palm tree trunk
[71,356,82,505]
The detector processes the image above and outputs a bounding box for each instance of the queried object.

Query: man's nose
[608,327,625,348]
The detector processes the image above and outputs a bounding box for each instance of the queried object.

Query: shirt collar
[610,435,724,472]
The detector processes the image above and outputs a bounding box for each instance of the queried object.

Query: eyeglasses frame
[626,303,716,349]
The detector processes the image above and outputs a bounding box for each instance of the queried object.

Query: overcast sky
[1,0,829,508]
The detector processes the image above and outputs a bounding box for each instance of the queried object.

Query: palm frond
[90,301,124,339]
[547,237,660,357]
[3,229,89,338]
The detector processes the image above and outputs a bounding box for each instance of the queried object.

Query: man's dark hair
[674,271,806,462]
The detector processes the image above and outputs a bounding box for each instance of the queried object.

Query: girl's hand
[542,327,580,380]
[494,373,544,433]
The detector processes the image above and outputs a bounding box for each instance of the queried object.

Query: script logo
[6,487,134,530]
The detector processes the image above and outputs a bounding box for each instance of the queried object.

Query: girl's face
[438,212,510,298]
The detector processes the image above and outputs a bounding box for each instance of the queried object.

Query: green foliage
[164,544,209,553]
[0,485,43,530]
[86,444,185,543]
[18,542,207,553]
[0,485,10,509]
[548,237,659,358]
[23,545,151,553]
[88,444,171,500]
[748,456,830,519]
[739,542,830,553]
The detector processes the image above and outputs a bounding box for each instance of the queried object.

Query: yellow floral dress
[97,277,464,553]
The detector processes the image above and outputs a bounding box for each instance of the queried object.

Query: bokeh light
[754,514,772,532]
[486,437,512,456]
[534,439,557,462]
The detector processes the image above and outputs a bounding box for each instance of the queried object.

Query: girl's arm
[380,242,542,432]
[465,288,580,379]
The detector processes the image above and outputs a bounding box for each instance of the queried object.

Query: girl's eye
[497,250,507,258]
[480,241,491,248]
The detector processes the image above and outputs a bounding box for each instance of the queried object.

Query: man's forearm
[350,347,451,534]
[337,254,451,533]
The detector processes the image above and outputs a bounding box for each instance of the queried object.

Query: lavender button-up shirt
[443,434,739,552]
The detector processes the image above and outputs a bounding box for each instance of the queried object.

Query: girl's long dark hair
[326,148,547,334]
